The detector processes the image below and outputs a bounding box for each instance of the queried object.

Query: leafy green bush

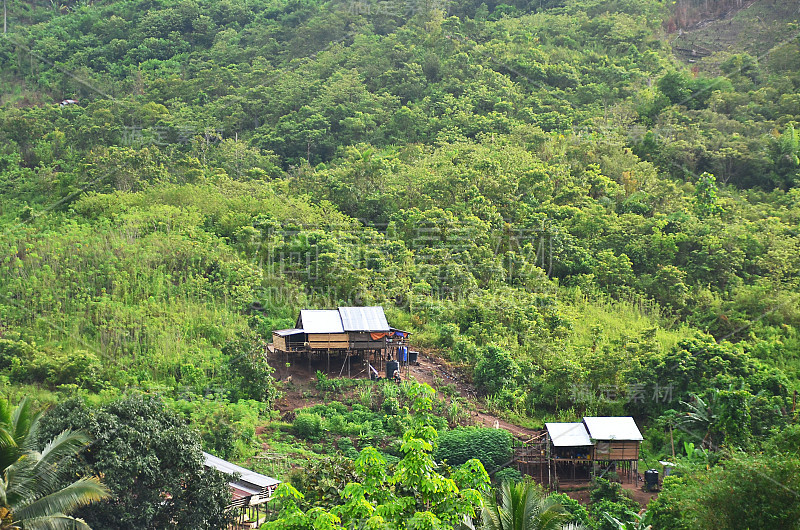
[336,437,353,453]
[289,457,359,510]
[473,345,518,395]
[493,467,523,484]
[589,477,638,509]
[434,427,513,471]
[315,371,358,393]
[222,333,280,406]
[382,397,400,415]
[9,347,108,392]
[591,499,639,530]
[649,454,800,530]
[170,398,265,460]
[548,492,595,529]
[0,338,35,370]
[294,413,323,439]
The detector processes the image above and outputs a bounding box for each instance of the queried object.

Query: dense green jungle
[1,0,799,528]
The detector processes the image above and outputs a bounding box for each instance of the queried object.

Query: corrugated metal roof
[203,452,281,489]
[297,310,344,334]
[338,306,390,332]
[273,328,305,337]
[546,422,593,447]
[583,417,643,441]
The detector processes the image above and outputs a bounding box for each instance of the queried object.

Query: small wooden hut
[583,416,643,462]
[528,416,643,486]
[203,452,280,529]
[271,306,409,377]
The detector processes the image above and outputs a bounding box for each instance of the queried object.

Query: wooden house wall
[272,334,287,351]
[308,333,349,349]
[592,441,639,461]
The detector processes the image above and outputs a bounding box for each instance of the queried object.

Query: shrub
[337,437,353,453]
[222,333,280,405]
[591,499,639,530]
[589,477,638,509]
[294,412,323,439]
[382,397,400,415]
[434,427,513,471]
[548,492,595,528]
[473,345,518,395]
[493,467,523,484]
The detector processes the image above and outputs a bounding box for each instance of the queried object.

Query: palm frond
[35,430,91,470]
[0,400,13,428]
[14,477,109,521]
[11,398,42,451]
[13,513,93,530]
[482,481,570,530]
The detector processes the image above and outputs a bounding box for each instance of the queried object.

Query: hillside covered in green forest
[1,0,800,528]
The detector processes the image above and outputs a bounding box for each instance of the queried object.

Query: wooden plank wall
[272,334,287,351]
[592,441,639,461]
[308,333,349,349]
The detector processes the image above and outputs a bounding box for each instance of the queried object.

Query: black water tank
[386,360,399,378]
[644,469,659,490]
[408,351,418,364]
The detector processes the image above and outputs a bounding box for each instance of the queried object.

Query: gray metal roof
[338,306,390,332]
[546,422,593,447]
[203,452,281,489]
[273,328,305,337]
[583,417,643,441]
[297,310,345,334]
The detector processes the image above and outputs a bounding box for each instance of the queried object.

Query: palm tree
[481,480,585,530]
[0,398,109,530]
[678,391,719,449]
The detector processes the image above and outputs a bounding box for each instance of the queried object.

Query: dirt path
[405,353,543,440]
[621,481,658,507]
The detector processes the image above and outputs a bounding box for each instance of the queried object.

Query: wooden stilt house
[529,416,643,486]
[203,452,280,529]
[271,307,410,376]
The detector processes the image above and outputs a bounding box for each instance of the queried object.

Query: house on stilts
[515,416,643,487]
[203,452,281,529]
[270,306,411,378]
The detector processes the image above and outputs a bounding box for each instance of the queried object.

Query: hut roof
[203,452,280,489]
[297,310,345,333]
[339,306,390,332]
[273,328,305,337]
[583,417,643,441]
[295,307,390,333]
[545,422,592,447]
